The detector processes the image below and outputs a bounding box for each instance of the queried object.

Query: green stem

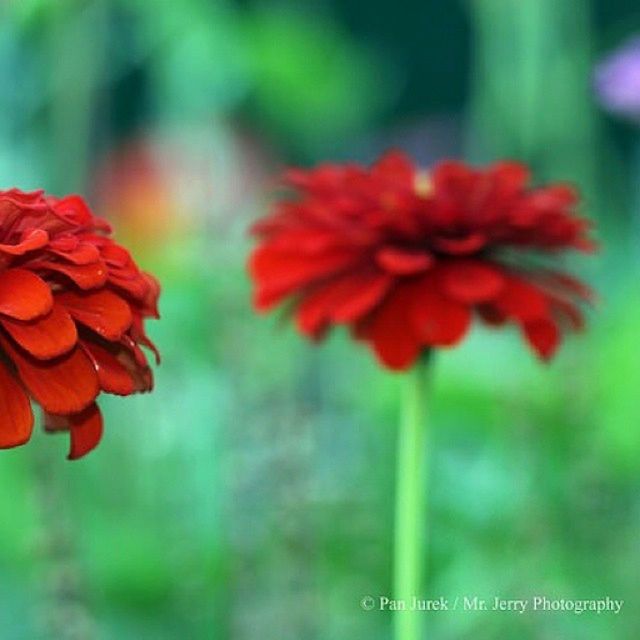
[393,355,430,640]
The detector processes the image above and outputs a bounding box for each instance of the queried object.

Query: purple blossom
[594,37,640,120]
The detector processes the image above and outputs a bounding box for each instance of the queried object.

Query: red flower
[249,152,596,370]
[0,189,160,458]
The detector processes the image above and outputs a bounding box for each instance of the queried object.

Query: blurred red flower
[0,189,160,458]
[249,152,596,370]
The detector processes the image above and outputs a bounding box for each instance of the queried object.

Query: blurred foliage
[0,0,639,639]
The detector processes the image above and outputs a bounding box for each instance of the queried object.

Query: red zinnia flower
[0,189,160,458]
[249,152,596,369]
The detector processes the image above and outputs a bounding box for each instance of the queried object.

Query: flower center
[414,171,433,198]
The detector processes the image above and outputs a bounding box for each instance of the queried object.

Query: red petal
[50,194,98,227]
[495,276,549,321]
[130,316,161,365]
[265,229,349,254]
[438,260,505,304]
[82,341,136,395]
[551,298,584,330]
[1,337,99,414]
[331,273,392,322]
[432,161,475,194]
[431,233,487,255]
[411,276,472,346]
[250,244,356,281]
[0,361,33,448]
[376,247,434,274]
[68,404,103,460]
[372,151,416,188]
[522,318,560,361]
[108,272,151,300]
[118,338,154,392]
[526,184,578,209]
[49,240,101,265]
[358,284,423,370]
[0,269,53,320]
[57,290,132,340]
[489,162,530,197]
[296,271,392,336]
[539,271,595,303]
[251,246,360,310]
[0,302,77,359]
[45,404,104,459]
[296,290,333,337]
[0,229,49,255]
[33,260,108,289]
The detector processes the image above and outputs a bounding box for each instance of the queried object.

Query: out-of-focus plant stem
[32,429,94,640]
[35,3,108,638]
[631,136,640,263]
[393,355,430,640]
[468,0,599,207]
[48,0,107,193]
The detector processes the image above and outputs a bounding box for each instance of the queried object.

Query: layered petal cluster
[249,152,596,370]
[0,189,160,458]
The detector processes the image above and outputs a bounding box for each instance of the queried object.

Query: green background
[0,0,639,638]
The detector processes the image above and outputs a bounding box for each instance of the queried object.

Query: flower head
[0,189,160,458]
[594,36,640,120]
[249,152,596,370]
